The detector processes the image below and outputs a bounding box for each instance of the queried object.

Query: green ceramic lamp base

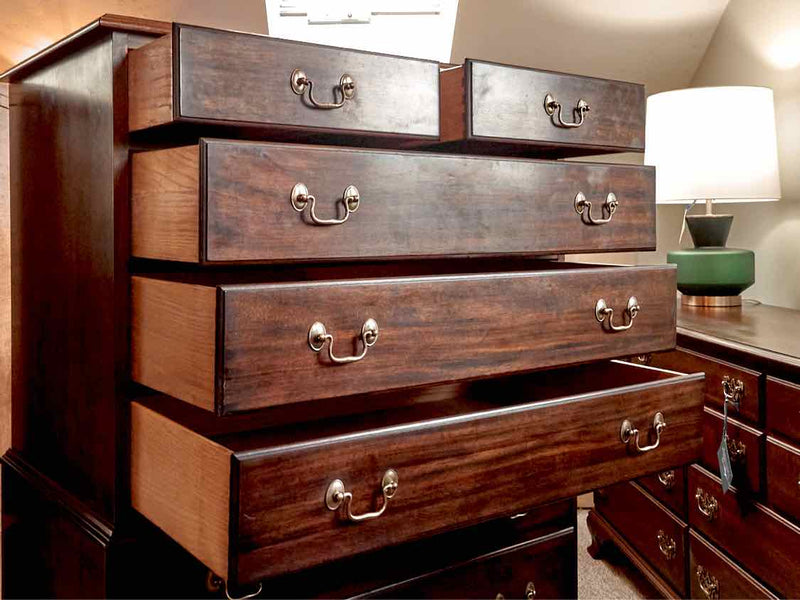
[667,248,754,306]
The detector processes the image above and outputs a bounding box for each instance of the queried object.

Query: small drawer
[131,140,656,264]
[688,465,800,599]
[638,466,687,518]
[370,528,575,599]
[439,60,644,157]
[131,360,703,587]
[689,530,777,599]
[649,349,762,424]
[765,436,800,522]
[701,406,763,495]
[766,376,800,443]
[595,481,687,594]
[128,25,439,143]
[131,262,677,415]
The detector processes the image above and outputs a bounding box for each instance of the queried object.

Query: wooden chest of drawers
[1,14,700,598]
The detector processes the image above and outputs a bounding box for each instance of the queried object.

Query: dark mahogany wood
[131,140,656,263]
[132,263,677,414]
[688,530,777,599]
[766,376,800,443]
[595,481,688,594]
[765,436,800,523]
[437,60,645,158]
[638,466,687,518]
[128,24,439,144]
[701,406,763,496]
[132,361,703,586]
[688,465,800,599]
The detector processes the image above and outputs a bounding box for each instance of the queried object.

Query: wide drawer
[701,406,763,495]
[689,531,777,599]
[649,348,762,424]
[765,435,800,522]
[439,60,644,157]
[638,466,687,518]
[131,263,677,414]
[766,376,800,443]
[131,360,703,587]
[131,140,655,264]
[595,481,687,594]
[688,464,800,598]
[128,24,439,142]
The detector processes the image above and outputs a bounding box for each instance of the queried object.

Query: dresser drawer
[688,465,800,598]
[128,25,439,142]
[131,140,655,264]
[131,360,703,587]
[131,263,676,414]
[702,407,763,495]
[766,376,800,442]
[649,349,762,424]
[369,528,575,599]
[689,530,777,599]
[595,481,687,594]
[638,466,687,518]
[440,60,644,157]
[766,436,800,522]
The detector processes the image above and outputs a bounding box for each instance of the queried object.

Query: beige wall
[640,0,800,309]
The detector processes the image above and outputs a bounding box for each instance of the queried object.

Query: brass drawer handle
[658,469,676,490]
[495,581,535,600]
[657,530,677,560]
[575,192,618,225]
[308,318,378,364]
[595,296,640,332]
[544,92,590,128]
[291,183,360,226]
[291,68,355,109]
[326,469,398,522]
[620,412,666,452]
[725,435,747,464]
[695,487,719,521]
[722,376,744,411]
[696,565,720,600]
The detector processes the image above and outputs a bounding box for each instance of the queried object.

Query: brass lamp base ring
[681,294,742,307]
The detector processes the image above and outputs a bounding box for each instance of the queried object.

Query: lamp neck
[705,199,714,215]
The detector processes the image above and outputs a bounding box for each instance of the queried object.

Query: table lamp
[645,87,781,307]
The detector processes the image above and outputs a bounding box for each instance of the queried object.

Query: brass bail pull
[326,469,399,522]
[722,376,744,411]
[308,318,378,364]
[620,412,666,453]
[595,296,640,332]
[575,192,618,225]
[291,183,361,226]
[544,93,590,128]
[291,68,355,109]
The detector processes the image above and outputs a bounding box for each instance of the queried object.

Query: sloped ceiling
[0,0,728,93]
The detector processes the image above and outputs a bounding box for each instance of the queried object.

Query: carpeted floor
[577,509,659,599]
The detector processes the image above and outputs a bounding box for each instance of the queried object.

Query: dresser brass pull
[495,581,535,600]
[291,183,360,225]
[326,469,398,522]
[206,571,262,600]
[696,565,720,599]
[725,435,747,463]
[595,296,640,332]
[575,192,618,225]
[308,318,378,364]
[620,412,666,452]
[657,530,677,560]
[722,376,744,411]
[658,470,676,489]
[695,488,719,521]
[291,68,355,109]
[544,93,590,128]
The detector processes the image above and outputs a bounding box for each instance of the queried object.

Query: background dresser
[589,302,800,599]
[2,15,702,598]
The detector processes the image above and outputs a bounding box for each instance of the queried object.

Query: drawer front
[467,60,645,152]
[131,141,656,264]
[766,436,800,522]
[689,530,777,599]
[370,529,575,599]
[595,481,687,593]
[638,466,687,518]
[649,349,762,424]
[131,265,677,414]
[702,407,763,495]
[688,465,800,598]
[766,376,800,443]
[129,25,439,139]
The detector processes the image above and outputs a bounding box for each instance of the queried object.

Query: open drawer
[131,360,704,587]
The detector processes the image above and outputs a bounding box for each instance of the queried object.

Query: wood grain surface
[765,436,800,524]
[128,33,172,131]
[766,376,800,443]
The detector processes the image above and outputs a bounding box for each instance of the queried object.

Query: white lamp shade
[645,87,781,204]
